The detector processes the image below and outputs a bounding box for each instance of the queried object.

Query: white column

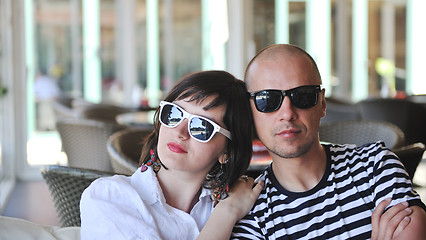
[116,0,138,107]
[202,0,228,71]
[0,0,17,207]
[146,0,160,107]
[351,0,368,102]
[24,0,35,135]
[379,2,396,97]
[406,0,426,94]
[226,0,254,79]
[70,0,81,97]
[161,0,174,92]
[275,0,289,44]
[306,0,331,96]
[83,0,101,103]
[335,0,351,100]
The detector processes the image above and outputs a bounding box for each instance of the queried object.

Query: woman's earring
[211,160,229,207]
[141,149,162,173]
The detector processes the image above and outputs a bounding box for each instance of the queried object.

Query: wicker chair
[406,94,426,109]
[56,118,127,172]
[393,142,426,181]
[107,127,154,175]
[358,98,426,145]
[78,103,134,124]
[321,98,361,124]
[51,95,77,119]
[41,165,114,227]
[319,120,405,149]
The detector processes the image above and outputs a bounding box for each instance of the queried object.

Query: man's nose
[277,96,297,121]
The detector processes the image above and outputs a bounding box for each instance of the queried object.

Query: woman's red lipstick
[167,143,187,153]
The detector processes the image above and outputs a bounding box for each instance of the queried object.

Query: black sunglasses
[159,101,232,143]
[249,85,321,113]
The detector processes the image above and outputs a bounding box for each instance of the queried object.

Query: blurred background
[1,0,426,222]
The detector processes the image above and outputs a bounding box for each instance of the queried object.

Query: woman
[80,70,263,239]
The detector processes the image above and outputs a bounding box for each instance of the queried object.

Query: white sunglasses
[159,101,232,143]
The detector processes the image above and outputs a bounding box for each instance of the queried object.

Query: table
[116,111,156,127]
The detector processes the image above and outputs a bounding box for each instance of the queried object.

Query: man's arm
[371,147,426,239]
[393,206,426,239]
[372,199,426,240]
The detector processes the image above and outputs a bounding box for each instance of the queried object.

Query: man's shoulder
[325,141,386,152]
[326,141,389,162]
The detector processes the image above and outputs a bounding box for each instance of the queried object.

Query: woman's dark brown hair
[140,70,253,192]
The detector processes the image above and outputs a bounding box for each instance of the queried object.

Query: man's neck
[271,143,327,192]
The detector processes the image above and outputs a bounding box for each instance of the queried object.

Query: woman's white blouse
[80,167,214,240]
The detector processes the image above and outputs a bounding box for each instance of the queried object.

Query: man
[232,44,426,239]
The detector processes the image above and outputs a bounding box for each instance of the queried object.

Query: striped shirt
[232,142,426,240]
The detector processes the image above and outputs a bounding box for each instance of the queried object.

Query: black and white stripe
[232,142,425,240]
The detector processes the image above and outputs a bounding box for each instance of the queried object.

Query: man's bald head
[244,44,322,87]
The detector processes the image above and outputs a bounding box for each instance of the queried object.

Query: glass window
[28,0,71,166]
[26,0,206,167]
[252,0,306,55]
[159,0,202,89]
[251,0,410,101]
[20,0,421,169]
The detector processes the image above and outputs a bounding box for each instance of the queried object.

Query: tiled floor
[1,132,64,226]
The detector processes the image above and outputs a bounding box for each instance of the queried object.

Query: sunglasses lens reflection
[160,104,215,142]
[253,86,319,112]
[254,90,283,112]
[160,104,182,126]
[189,117,214,142]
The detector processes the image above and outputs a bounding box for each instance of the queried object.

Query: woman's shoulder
[82,174,133,199]
[82,168,162,207]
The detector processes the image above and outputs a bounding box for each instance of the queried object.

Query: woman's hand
[371,199,412,240]
[197,175,264,240]
[217,175,264,220]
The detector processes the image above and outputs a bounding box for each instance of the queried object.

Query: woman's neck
[156,169,205,213]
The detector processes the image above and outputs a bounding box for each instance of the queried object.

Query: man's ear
[320,89,326,118]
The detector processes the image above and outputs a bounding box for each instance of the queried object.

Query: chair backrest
[107,127,154,175]
[406,94,426,104]
[321,98,361,124]
[393,142,426,181]
[78,103,134,124]
[357,98,426,145]
[406,94,426,111]
[52,95,78,119]
[319,120,405,149]
[56,118,127,172]
[41,165,114,227]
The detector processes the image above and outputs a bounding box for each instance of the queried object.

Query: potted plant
[0,84,7,98]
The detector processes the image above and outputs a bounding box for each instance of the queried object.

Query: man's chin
[267,142,312,159]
